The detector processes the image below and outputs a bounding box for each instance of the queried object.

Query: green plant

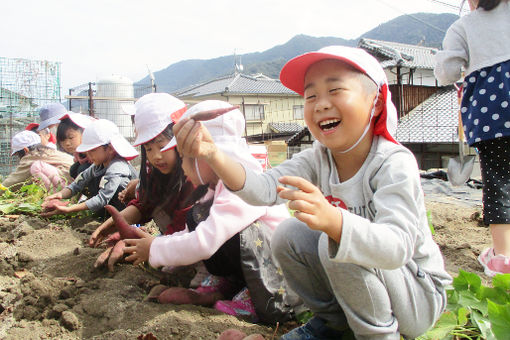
[0,182,47,215]
[418,270,510,340]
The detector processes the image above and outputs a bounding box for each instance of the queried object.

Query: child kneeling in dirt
[2,130,73,192]
[43,119,138,218]
[123,100,300,324]
[88,93,195,271]
[174,47,453,339]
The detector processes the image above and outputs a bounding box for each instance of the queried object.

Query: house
[358,38,440,119]
[174,73,305,142]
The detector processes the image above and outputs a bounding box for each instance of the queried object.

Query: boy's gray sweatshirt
[235,136,452,288]
[67,158,137,212]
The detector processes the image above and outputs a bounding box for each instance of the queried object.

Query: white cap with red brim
[279,45,398,143]
[132,93,186,146]
[76,119,138,160]
[59,112,96,129]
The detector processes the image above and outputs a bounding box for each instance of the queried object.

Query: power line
[376,0,448,34]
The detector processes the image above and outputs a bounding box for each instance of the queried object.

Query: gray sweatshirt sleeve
[66,165,94,196]
[235,148,319,206]
[84,161,131,211]
[434,22,468,86]
[330,150,428,270]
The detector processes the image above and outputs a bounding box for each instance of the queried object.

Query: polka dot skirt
[475,136,510,224]
[461,59,510,146]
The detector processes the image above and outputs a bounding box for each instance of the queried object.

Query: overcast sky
[1,0,463,93]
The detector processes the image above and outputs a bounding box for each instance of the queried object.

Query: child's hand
[278,176,343,243]
[89,220,115,247]
[123,229,155,266]
[118,179,138,204]
[172,117,217,161]
[44,192,62,203]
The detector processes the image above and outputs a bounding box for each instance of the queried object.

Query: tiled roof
[358,38,438,70]
[269,122,303,133]
[396,87,459,143]
[174,73,297,98]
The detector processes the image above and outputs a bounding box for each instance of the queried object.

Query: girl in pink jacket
[123,100,299,324]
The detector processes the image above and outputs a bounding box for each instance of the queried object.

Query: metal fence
[0,57,61,177]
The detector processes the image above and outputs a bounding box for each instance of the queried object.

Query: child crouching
[123,100,300,324]
[43,119,138,218]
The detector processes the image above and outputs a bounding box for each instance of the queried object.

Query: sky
[0,0,464,94]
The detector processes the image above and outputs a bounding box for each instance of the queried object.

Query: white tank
[95,75,134,139]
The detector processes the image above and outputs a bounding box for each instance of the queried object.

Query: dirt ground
[0,195,491,340]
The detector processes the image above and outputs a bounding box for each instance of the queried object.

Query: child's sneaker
[281,316,346,339]
[478,247,510,277]
[194,274,235,297]
[214,287,258,322]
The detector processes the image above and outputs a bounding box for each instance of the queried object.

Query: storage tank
[95,75,134,139]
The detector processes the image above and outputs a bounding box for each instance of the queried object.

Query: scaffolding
[0,56,61,177]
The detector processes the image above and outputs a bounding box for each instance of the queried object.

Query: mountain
[138,12,457,93]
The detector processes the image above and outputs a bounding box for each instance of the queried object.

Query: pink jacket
[148,180,290,268]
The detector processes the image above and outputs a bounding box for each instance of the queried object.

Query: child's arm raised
[173,117,246,191]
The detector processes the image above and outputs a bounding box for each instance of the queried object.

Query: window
[293,105,304,119]
[243,104,264,121]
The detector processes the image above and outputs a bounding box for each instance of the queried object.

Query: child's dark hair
[56,118,83,144]
[477,0,502,10]
[138,124,186,208]
[14,144,50,158]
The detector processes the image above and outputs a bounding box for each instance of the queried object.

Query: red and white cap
[132,93,186,146]
[76,119,138,160]
[280,45,398,143]
[162,100,262,173]
[11,130,41,155]
[59,112,96,129]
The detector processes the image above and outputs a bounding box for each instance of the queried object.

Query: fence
[0,57,61,177]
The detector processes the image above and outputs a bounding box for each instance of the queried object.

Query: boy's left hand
[278,176,343,243]
[123,230,155,266]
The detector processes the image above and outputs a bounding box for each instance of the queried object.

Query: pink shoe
[194,275,235,296]
[478,248,510,277]
[214,287,258,322]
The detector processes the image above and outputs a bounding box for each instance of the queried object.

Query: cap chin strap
[338,89,380,154]
[195,158,205,185]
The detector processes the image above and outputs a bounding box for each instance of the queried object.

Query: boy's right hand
[173,117,217,161]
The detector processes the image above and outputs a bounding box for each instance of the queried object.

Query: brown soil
[0,197,490,340]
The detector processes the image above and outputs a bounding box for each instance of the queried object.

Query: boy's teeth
[320,119,340,127]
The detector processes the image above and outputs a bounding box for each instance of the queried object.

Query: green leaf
[471,310,496,340]
[453,270,482,294]
[0,203,15,214]
[427,210,435,235]
[479,286,510,305]
[487,300,510,340]
[421,311,457,339]
[457,307,469,326]
[492,274,510,291]
[458,289,488,315]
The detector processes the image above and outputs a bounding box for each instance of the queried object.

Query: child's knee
[30,160,44,175]
[272,218,311,259]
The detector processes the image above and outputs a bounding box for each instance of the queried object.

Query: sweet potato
[190,106,238,121]
[217,329,247,340]
[107,240,126,272]
[94,247,113,268]
[105,205,140,240]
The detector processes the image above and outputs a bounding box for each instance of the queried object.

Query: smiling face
[60,128,82,154]
[303,59,379,154]
[143,134,177,175]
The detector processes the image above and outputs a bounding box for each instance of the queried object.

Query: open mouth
[319,119,341,132]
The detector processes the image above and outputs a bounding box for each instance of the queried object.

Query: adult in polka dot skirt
[435,0,510,276]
